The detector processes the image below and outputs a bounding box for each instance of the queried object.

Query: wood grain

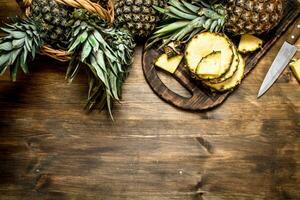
[0,1,300,200]
[142,0,300,111]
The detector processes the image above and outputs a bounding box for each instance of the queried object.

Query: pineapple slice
[290,59,300,82]
[238,34,263,53]
[208,43,240,84]
[155,53,183,74]
[185,32,234,80]
[204,54,245,92]
[196,51,222,78]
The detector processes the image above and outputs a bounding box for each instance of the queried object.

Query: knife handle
[287,17,300,45]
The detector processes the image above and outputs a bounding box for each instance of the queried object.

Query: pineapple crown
[66,11,135,118]
[198,4,227,29]
[0,18,43,81]
[148,0,228,48]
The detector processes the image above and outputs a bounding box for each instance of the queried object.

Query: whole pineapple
[115,0,165,38]
[149,0,284,47]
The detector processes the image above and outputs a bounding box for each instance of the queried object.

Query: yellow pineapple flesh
[197,51,222,77]
[290,59,300,82]
[155,54,183,74]
[238,34,263,53]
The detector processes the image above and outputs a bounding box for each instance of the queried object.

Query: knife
[258,17,300,98]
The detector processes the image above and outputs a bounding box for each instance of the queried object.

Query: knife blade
[257,42,297,98]
[258,17,300,98]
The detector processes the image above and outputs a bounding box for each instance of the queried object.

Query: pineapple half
[238,34,263,53]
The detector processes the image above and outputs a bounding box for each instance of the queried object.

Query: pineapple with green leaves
[67,10,135,115]
[149,0,283,47]
[0,18,43,81]
[0,0,135,118]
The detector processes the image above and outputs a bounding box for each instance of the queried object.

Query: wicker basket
[17,0,115,62]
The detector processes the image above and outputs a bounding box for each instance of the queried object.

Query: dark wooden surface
[142,0,300,111]
[0,1,300,200]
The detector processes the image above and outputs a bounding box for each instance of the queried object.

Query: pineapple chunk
[196,51,222,78]
[185,32,233,80]
[204,54,245,92]
[155,54,183,74]
[290,59,300,82]
[238,34,263,53]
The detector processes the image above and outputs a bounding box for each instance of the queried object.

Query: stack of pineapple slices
[185,32,245,92]
[155,32,248,92]
[154,32,266,92]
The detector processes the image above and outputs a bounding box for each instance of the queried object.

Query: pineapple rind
[30,0,73,49]
[290,59,300,82]
[226,0,283,35]
[185,32,233,80]
[155,54,183,74]
[115,0,164,38]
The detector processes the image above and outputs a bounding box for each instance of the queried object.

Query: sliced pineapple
[238,34,263,53]
[208,43,240,84]
[204,54,245,92]
[290,58,300,82]
[155,53,183,74]
[196,51,222,78]
[185,32,233,80]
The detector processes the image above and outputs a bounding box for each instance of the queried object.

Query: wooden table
[0,1,299,200]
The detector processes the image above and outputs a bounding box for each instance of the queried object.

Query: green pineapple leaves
[148,0,227,49]
[67,15,135,119]
[0,9,135,119]
[0,18,43,81]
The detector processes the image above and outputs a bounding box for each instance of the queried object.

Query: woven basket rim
[19,0,115,62]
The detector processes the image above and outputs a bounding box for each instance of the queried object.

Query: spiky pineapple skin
[30,0,74,48]
[115,0,165,38]
[225,0,283,35]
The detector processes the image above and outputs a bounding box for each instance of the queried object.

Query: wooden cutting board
[142,0,300,111]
